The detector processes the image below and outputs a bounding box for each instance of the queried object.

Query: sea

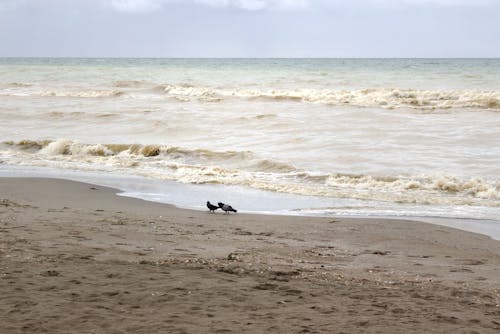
[1,58,499,238]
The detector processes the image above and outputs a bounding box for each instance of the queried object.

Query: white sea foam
[158,85,500,110]
[2,84,499,110]
[2,139,499,209]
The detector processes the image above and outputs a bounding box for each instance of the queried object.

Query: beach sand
[1,177,499,333]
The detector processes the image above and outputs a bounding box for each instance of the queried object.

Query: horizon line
[1,56,499,60]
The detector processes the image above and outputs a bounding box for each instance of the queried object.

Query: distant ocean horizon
[1,57,499,221]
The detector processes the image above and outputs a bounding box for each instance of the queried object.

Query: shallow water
[2,165,499,241]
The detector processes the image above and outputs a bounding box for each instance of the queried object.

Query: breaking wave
[2,82,499,110]
[2,139,499,207]
[157,85,500,110]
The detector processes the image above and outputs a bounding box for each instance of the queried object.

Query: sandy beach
[1,177,499,333]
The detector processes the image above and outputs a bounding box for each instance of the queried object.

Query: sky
[0,0,499,57]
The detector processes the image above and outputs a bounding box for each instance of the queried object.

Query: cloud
[328,0,499,7]
[194,0,309,10]
[2,0,495,14]
[401,0,497,5]
[103,0,499,13]
[195,0,267,11]
[108,0,163,12]
[105,0,308,12]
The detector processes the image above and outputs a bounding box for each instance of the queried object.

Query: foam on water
[158,85,500,110]
[1,139,499,215]
[1,58,500,234]
[1,165,499,240]
[2,84,500,110]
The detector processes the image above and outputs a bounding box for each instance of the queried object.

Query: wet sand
[1,177,499,333]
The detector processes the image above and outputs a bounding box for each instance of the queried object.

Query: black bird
[207,201,220,213]
[218,202,237,214]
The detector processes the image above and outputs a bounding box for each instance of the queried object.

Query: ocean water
[1,58,499,224]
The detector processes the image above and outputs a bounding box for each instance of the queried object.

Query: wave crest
[3,82,499,110]
[2,139,499,206]
[156,85,500,110]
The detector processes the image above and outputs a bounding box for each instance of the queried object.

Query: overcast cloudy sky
[1,0,499,57]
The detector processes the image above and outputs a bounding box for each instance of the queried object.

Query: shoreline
[2,167,500,241]
[1,177,500,333]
